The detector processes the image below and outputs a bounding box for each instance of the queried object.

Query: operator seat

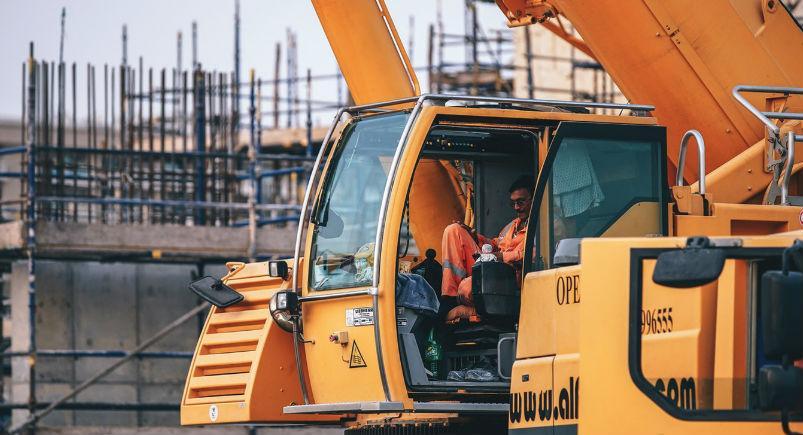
[448,261,520,348]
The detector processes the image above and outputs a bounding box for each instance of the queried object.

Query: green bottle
[423,328,443,379]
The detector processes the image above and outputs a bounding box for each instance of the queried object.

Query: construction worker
[439,175,534,322]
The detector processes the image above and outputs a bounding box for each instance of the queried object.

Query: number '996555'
[641,307,673,335]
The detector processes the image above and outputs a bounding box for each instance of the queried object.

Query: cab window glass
[310,112,408,290]
[532,128,664,270]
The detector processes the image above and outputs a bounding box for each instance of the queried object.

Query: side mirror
[759,365,803,412]
[188,276,243,308]
[652,237,726,288]
[757,240,803,435]
[760,270,803,360]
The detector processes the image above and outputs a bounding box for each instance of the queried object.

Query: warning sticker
[349,341,367,368]
[346,307,374,327]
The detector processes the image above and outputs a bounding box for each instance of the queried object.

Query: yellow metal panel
[188,373,250,390]
[712,259,749,410]
[600,201,661,237]
[579,236,803,434]
[208,309,269,325]
[509,356,554,431]
[674,203,803,236]
[194,351,256,368]
[311,0,419,105]
[641,259,717,410]
[518,266,581,359]
[301,294,386,403]
[553,353,580,431]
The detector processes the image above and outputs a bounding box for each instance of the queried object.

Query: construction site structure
[0,34,341,431]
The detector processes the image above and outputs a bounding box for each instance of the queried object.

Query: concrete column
[10,260,31,426]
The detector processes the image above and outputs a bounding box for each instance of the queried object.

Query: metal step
[412,401,508,414]
[282,401,508,415]
[283,401,404,414]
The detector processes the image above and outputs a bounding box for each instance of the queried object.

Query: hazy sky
[0,1,511,124]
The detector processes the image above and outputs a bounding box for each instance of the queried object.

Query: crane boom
[497,0,803,186]
[311,0,419,105]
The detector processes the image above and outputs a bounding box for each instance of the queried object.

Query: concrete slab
[35,382,75,427]
[27,221,297,261]
[74,383,137,427]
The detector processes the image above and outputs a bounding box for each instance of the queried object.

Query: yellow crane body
[181,1,803,433]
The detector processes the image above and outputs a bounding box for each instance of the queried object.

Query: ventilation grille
[184,288,270,404]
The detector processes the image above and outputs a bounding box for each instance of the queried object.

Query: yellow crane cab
[180,92,670,431]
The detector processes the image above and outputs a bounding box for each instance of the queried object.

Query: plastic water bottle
[424,328,443,379]
[477,243,497,262]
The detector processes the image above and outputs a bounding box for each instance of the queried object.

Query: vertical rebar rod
[110,68,115,150]
[191,21,198,70]
[223,74,237,225]
[273,43,281,130]
[427,24,434,94]
[210,73,218,224]
[159,69,166,224]
[128,67,136,222]
[305,69,312,157]
[209,73,217,151]
[110,68,116,222]
[235,0,241,89]
[247,69,257,260]
[138,57,145,222]
[436,0,444,94]
[182,71,188,152]
[50,62,55,149]
[120,66,126,151]
[148,68,154,224]
[42,61,50,219]
[256,77,262,219]
[408,15,415,63]
[20,62,25,221]
[90,65,97,222]
[122,24,128,67]
[233,0,241,148]
[59,8,66,64]
[56,62,65,220]
[181,71,189,222]
[524,26,534,99]
[102,65,109,223]
[193,70,206,225]
[177,32,182,77]
[25,44,38,430]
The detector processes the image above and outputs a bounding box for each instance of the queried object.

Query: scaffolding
[0,40,344,431]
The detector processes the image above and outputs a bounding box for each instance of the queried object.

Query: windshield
[309,112,409,290]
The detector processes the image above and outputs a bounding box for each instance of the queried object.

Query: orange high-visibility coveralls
[440,219,526,321]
